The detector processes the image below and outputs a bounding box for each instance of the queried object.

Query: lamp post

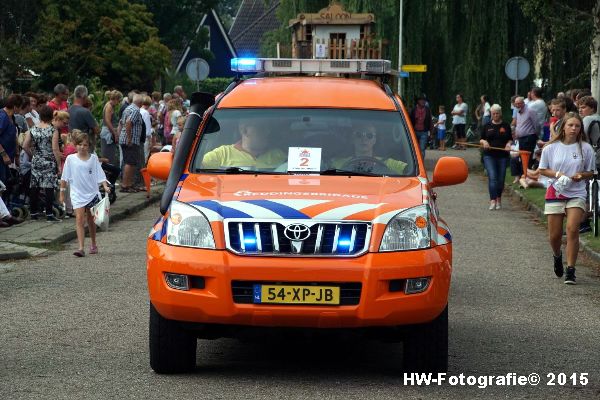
[397,0,403,96]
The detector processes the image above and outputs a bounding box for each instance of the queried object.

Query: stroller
[4,166,66,220]
[100,161,120,204]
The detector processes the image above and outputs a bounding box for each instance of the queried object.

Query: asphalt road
[1,157,600,399]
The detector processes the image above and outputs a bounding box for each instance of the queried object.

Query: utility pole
[397,0,403,96]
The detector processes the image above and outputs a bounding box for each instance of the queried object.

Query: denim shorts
[84,195,101,210]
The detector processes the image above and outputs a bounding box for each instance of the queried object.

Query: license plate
[253,284,340,305]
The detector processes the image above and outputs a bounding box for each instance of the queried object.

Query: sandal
[73,249,85,257]
[120,186,136,193]
[89,245,98,254]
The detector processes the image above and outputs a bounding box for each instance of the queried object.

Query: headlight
[379,205,431,251]
[166,201,215,249]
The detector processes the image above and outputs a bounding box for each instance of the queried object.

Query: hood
[175,174,427,224]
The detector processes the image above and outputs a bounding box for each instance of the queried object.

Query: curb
[0,250,30,261]
[0,188,163,261]
[47,189,163,247]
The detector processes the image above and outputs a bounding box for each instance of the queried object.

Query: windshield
[192,108,417,176]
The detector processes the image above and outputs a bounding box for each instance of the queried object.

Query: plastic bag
[554,175,572,195]
[510,140,520,158]
[92,194,110,231]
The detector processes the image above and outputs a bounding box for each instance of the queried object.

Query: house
[289,2,382,59]
[174,9,237,78]
[229,0,281,57]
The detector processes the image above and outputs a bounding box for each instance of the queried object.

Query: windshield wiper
[195,167,285,175]
[319,168,381,177]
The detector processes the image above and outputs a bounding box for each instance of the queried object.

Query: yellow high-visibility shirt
[331,156,407,174]
[201,143,286,169]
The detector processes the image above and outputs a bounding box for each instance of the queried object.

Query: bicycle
[466,122,480,143]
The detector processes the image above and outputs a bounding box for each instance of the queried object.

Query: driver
[201,119,286,169]
[331,123,407,174]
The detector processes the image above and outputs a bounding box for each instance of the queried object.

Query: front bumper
[147,240,452,328]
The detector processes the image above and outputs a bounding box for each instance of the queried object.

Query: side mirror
[147,151,173,181]
[430,156,468,188]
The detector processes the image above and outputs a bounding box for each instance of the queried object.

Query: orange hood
[175,174,427,224]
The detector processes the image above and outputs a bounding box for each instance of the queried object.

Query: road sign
[186,58,210,82]
[399,71,409,78]
[505,56,530,80]
[505,56,530,96]
[401,64,427,73]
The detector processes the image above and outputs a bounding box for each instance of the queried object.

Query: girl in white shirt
[539,112,596,284]
[59,131,111,257]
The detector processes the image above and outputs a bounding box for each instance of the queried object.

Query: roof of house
[229,0,281,57]
[174,9,237,72]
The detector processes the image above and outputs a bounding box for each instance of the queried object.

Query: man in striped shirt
[118,94,144,192]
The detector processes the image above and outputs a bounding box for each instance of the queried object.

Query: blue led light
[243,238,256,245]
[338,239,351,246]
[231,58,260,72]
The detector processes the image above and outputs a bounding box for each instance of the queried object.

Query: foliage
[260,0,593,119]
[155,69,231,97]
[158,68,195,98]
[137,0,218,51]
[517,0,594,91]
[216,0,243,31]
[0,0,40,90]
[30,0,171,91]
[199,78,234,95]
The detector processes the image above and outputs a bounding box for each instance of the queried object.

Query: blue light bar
[338,239,351,247]
[231,58,262,73]
[243,237,257,245]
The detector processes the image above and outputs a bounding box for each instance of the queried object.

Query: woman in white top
[480,95,491,126]
[451,94,468,150]
[538,112,596,284]
[24,92,41,129]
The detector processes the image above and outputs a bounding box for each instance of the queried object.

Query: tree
[0,0,40,91]
[31,0,171,90]
[137,0,219,51]
[518,0,594,95]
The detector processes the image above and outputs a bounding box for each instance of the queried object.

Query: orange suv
[147,58,468,373]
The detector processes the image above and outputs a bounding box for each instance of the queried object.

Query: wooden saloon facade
[288,2,382,60]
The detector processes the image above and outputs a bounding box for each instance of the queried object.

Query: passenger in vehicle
[331,123,407,174]
[201,119,286,169]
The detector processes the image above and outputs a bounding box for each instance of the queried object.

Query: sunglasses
[353,131,376,139]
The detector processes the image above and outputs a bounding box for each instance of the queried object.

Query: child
[172,115,186,154]
[436,105,447,151]
[61,130,79,218]
[59,130,111,257]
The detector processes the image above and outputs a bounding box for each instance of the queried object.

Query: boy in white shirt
[436,105,447,151]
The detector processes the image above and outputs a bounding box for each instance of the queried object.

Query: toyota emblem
[284,223,311,241]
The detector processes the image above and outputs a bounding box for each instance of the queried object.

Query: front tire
[149,303,197,374]
[402,305,448,372]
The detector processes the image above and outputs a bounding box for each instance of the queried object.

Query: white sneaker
[495,202,502,210]
[489,201,496,210]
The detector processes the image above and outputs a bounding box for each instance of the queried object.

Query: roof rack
[231,58,395,76]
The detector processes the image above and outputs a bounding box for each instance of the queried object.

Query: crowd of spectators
[0,84,190,227]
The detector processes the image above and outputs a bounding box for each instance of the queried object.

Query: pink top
[62,144,76,169]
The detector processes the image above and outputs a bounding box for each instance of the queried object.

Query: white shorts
[544,198,587,215]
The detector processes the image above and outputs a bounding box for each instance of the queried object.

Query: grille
[225,220,371,257]
[231,281,362,305]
